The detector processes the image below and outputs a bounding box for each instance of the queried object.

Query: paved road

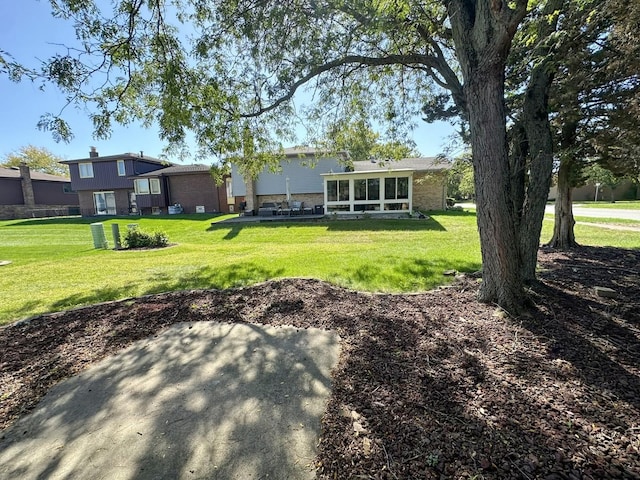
[460,203,640,221]
[546,205,640,221]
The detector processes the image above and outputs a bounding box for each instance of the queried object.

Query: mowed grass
[573,200,640,209]
[0,212,481,324]
[1,211,638,325]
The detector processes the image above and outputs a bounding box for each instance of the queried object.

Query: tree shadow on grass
[3,214,223,228]
[208,216,451,235]
[46,262,285,315]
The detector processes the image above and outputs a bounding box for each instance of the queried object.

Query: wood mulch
[1,246,639,479]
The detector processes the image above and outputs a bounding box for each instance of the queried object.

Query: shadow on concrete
[0,322,340,479]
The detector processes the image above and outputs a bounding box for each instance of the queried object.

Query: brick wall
[168,173,226,213]
[0,204,80,220]
[257,193,324,209]
[412,172,447,211]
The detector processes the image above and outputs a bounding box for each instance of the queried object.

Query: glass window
[367,178,380,200]
[135,179,150,194]
[150,178,161,194]
[354,179,367,201]
[79,162,94,178]
[385,178,396,200]
[327,180,338,202]
[397,177,409,199]
[338,180,349,201]
[117,160,126,176]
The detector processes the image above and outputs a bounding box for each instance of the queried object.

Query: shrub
[123,227,170,249]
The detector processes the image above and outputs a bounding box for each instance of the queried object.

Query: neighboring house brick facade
[0,164,79,220]
[137,165,231,214]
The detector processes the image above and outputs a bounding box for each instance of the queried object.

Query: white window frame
[134,179,150,194]
[134,178,161,195]
[79,162,94,178]
[150,178,161,194]
[117,160,126,176]
[323,171,413,214]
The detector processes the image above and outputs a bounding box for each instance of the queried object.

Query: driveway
[0,322,340,480]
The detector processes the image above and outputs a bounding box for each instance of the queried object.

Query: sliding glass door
[93,192,116,215]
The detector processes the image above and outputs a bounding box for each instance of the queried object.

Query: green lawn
[1,211,638,325]
[573,200,640,209]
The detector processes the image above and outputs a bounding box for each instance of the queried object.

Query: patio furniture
[290,201,303,215]
[258,202,279,216]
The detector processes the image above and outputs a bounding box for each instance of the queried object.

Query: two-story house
[60,148,169,216]
[62,148,233,216]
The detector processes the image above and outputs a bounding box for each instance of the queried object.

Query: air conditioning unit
[195,205,205,213]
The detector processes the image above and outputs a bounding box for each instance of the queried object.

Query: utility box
[90,223,108,249]
[111,223,122,250]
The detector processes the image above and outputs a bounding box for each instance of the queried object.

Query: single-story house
[61,147,232,216]
[231,148,450,215]
[322,157,451,214]
[0,164,79,219]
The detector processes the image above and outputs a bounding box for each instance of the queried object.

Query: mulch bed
[1,246,639,479]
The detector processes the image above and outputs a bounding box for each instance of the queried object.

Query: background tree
[323,117,420,163]
[582,163,625,202]
[1,145,67,176]
[447,153,474,200]
[545,0,640,247]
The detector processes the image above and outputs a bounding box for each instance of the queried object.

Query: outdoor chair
[290,200,302,215]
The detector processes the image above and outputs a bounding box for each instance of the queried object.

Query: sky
[1,2,460,164]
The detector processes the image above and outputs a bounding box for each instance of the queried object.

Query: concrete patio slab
[0,322,340,480]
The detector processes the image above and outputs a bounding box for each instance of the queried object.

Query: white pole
[595,182,601,202]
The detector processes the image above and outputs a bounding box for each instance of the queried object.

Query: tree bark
[518,63,556,283]
[547,117,580,248]
[445,0,529,313]
[546,157,578,248]
[467,70,524,313]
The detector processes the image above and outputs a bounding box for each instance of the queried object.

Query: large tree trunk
[467,70,524,312]
[518,60,556,283]
[547,157,578,248]
[446,0,529,312]
[516,0,563,283]
[547,117,580,248]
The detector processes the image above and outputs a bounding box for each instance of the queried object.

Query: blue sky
[1,2,460,163]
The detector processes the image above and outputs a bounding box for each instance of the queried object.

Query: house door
[94,192,116,215]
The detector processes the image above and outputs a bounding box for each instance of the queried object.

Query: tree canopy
[6,0,569,312]
[1,145,67,176]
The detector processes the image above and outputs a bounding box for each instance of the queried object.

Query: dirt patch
[1,246,639,479]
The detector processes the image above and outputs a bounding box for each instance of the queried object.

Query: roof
[0,166,71,182]
[282,147,349,158]
[352,157,451,172]
[136,164,212,177]
[60,153,169,166]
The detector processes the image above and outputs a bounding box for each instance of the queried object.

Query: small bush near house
[123,227,170,249]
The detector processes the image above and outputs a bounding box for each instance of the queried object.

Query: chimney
[89,146,99,158]
[19,162,36,207]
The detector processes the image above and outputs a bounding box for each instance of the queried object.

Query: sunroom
[321,169,413,214]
